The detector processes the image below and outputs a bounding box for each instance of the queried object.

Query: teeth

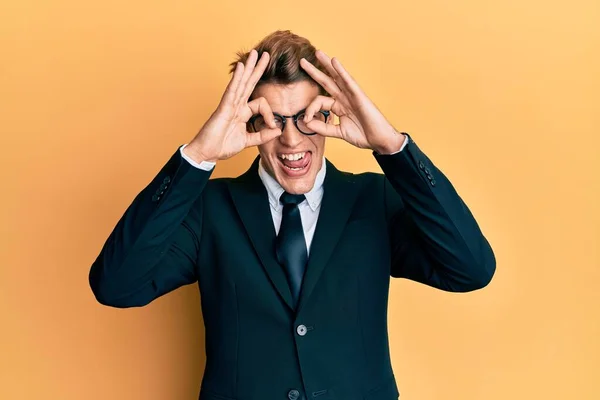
[280,152,306,161]
[283,165,304,171]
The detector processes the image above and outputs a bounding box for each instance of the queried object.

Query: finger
[313,50,347,90]
[330,56,363,96]
[238,103,254,123]
[219,61,244,108]
[233,49,258,102]
[303,95,335,122]
[245,127,282,147]
[299,57,342,96]
[316,50,362,96]
[247,97,277,128]
[241,51,270,101]
[305,118,342,138]
[234,49,258,101]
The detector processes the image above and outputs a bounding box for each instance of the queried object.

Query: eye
[253,115,284,131]
[300,110,326,122]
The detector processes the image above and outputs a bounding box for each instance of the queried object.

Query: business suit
[89,133,495,400]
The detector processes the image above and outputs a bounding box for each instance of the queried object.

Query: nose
[279,119,304,148]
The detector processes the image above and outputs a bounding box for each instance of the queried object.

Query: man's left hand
[300,50,405,154]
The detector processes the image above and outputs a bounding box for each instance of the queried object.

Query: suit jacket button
[152,194,159,202]
[288,389,300,400]
[163,176,171,184]
[296,324,307,336]
[419,161,425,170]
[430,179,436,186]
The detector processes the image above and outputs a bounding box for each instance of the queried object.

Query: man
[89,30,495,400]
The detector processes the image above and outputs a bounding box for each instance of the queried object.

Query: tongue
[282,153,310,168]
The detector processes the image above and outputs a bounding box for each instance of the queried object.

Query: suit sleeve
[374,134,496,292]
[88,147,213,307]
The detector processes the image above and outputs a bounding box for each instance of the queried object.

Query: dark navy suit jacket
[89,133,495,400]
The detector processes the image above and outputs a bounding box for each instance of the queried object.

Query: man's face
[252,81,329,195]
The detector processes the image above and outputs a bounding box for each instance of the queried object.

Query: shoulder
[334,167,385,189]
[331,167,387,204]
[203,176,233,200]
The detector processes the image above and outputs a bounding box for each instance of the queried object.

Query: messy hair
[228,30,329,99]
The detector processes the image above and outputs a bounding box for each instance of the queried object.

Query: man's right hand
[183,49,282,163]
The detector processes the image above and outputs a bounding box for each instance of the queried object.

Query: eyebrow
[272,108,307,117]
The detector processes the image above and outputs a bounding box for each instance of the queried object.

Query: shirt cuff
[179,144,216,171]
[386,133,409,155]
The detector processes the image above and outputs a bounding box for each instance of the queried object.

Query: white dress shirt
[179,134,408,255]
[257,156,326,255]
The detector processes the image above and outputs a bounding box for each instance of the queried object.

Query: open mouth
[277,151,312,177]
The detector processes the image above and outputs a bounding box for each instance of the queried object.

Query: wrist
[373,132,406,155]
[183,142,218,163]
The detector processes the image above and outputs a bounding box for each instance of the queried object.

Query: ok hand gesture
[187,50,282,162]
[300,51,405,154]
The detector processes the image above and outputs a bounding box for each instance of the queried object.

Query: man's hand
[299,50,405,154]
[185,49,282,163]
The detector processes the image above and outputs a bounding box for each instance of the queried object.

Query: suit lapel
[228,156,360,315]
[228,156,295,311]
[296,160,359,314]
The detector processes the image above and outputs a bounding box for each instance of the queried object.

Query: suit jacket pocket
[363,375,399,400]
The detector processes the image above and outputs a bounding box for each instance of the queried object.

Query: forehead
[253,81,320,114]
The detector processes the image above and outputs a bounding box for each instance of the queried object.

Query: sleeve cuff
[373,133,409,156]
[180,144,216,171]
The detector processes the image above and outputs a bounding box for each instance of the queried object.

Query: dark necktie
[276,192,308,307]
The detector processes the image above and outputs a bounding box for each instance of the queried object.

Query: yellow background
[1,0,598,399]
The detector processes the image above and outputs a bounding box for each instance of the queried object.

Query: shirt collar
[258,156,326,212]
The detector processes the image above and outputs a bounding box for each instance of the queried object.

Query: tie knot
[279,192,306,206]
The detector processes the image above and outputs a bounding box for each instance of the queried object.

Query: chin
[280,178,316,195]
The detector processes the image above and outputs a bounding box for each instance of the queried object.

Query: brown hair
[228,30,329,99]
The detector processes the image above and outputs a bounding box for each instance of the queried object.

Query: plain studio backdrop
[1,0,598,399]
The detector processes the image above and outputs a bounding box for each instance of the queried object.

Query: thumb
[245,128,282,147]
